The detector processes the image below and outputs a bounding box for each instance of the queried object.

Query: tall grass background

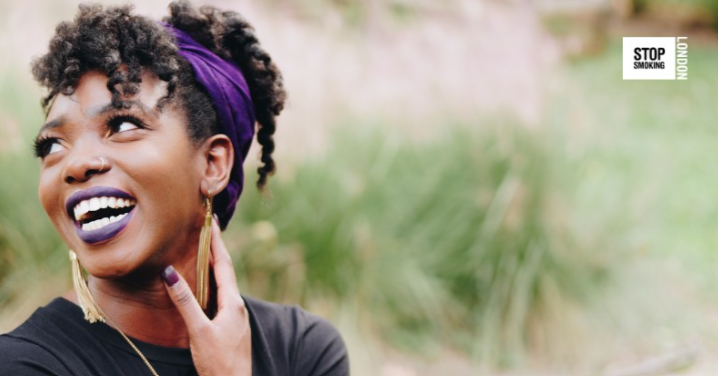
[231,119,616,366]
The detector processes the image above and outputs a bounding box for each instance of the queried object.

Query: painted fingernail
[213,214,219,222]
[161,265,179,286]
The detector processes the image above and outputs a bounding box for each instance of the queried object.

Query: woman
[0,1,349,375]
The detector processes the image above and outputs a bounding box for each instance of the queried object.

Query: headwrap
[162,24,255,230]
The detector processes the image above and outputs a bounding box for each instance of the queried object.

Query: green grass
[229,120,614,366]
[636,0,718,26]
[0,76,70,329]
[561,39,718,295]
[539,40,718,368]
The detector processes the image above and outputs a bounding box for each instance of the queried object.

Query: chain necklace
[70,250,161,376]
[96,306,161,376]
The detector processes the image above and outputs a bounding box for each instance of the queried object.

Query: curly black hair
[31,0,286,189]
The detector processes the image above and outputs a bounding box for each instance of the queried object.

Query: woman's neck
[63,255,204,348]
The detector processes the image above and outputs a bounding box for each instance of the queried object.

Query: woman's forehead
[46,70,168,121]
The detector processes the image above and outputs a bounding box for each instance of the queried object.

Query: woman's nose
[63,151,112,184]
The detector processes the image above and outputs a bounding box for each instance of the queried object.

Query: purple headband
[162,24,255,230]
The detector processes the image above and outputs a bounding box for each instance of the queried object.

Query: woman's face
[37,71,207,279]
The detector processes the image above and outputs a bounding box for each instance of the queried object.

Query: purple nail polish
[161,265,179,286]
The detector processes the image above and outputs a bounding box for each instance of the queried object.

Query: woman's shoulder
[1,297,75,343]
[243,295,350,376]
[243,295,340,334]
[0,298,77,375]
[0,334,69,375]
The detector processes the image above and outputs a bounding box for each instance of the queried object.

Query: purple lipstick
[66,186,137,244]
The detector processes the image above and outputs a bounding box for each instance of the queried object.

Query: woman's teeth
[81,213,129,231]
[73,196,136,225]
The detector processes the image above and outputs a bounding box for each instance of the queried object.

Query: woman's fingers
[160,223,251,376]
[161,265,210,335]
[210,218,241,303]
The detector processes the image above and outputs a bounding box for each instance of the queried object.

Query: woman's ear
[200,134,234,196]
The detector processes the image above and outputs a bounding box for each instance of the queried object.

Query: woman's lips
[75,208,135,244]
[65,186,137,244]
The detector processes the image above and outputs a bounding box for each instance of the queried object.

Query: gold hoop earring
[69,250,105,323]
[196,190,212,310]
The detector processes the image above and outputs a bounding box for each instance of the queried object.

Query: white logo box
[623,37,679,80]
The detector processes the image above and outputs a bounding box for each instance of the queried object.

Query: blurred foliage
[562,39,718,287]
[262,0,446,26]
[542,9,609,59]
[0,75,67,310]
[228,120,613,365]
[635,0,718,28]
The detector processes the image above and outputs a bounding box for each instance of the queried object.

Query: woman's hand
[161,218,252,376]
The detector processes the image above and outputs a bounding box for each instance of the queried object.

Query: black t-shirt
[0,296,349,376]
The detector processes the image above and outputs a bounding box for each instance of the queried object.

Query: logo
[623,37,688,80]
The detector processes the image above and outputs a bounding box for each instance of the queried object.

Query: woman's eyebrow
[37,117,65,136]
[90,100,158,118]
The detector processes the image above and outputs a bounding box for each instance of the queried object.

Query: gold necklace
[99,307,161,376]
[70,250,160,376]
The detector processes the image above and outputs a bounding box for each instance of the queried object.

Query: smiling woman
[39,71,204,264]
[0,1,348,375]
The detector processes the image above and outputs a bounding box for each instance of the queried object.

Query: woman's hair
[31,0,286,189]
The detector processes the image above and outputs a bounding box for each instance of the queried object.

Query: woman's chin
[71,241,154,279]
[82,253,141,278]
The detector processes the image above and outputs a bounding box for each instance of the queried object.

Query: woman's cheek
[37,169,61,222]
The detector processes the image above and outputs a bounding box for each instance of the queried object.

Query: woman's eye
[106,115,146,138]
[34,137,65,158]
[48,142,64,155]
[115,121,139,133]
